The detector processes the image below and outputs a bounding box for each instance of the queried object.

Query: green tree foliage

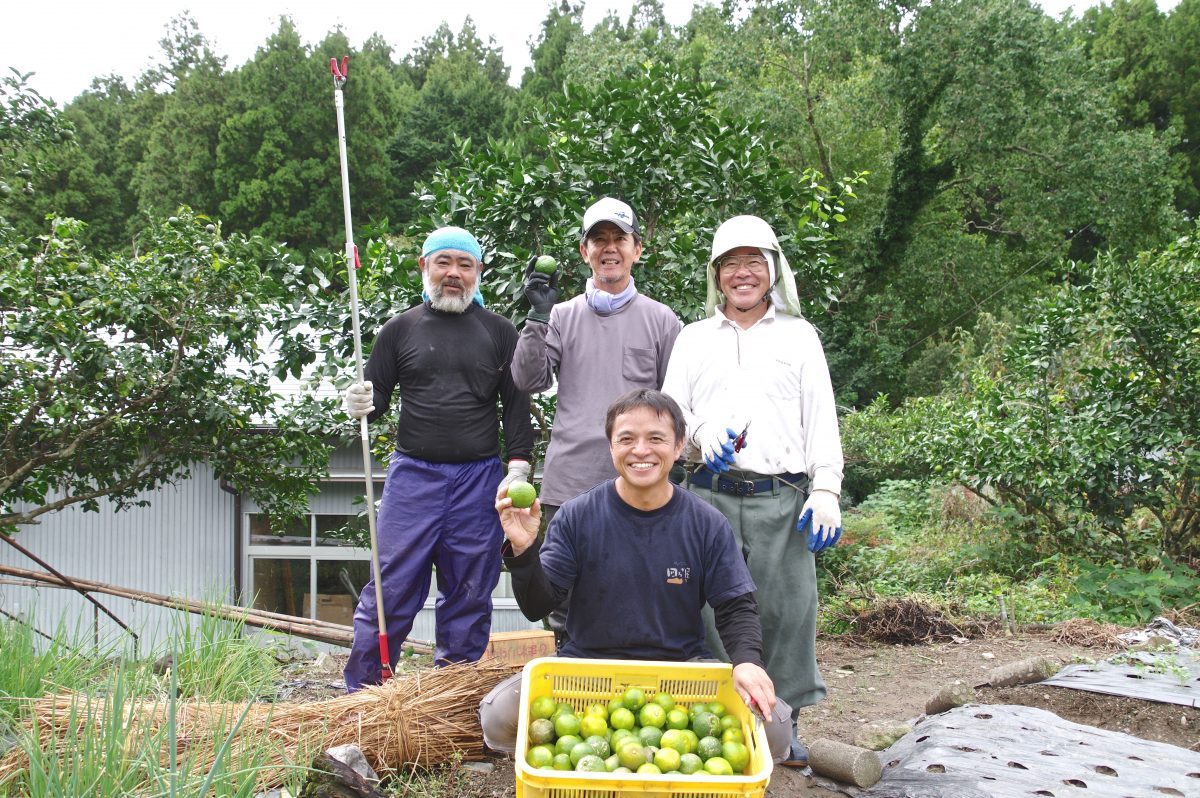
[559,0,688,89]
[215,20,403,250]
[388,20,515,222]
[420,62,861,323]
[1074,0,1200,215]
[0,210,333,532]
[134,15,230,222]
[520,1,585,101]
[826,0,1179,404]
[844,228,1200,561]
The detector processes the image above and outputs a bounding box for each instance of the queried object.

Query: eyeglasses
[717,256,769,274]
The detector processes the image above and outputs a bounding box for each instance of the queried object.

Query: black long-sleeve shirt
[364,302,533,463]
[503,536,765,667]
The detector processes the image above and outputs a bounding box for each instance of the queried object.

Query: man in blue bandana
[341,226,534,689]
[511,198,682,648]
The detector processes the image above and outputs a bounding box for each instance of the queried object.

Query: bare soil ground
[286,628,1198,797]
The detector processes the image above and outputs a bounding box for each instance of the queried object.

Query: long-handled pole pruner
[330,55,391,683]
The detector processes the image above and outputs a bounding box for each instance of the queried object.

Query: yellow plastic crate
[515,657,773,798]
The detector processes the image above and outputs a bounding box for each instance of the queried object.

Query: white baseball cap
[581,197,640,238]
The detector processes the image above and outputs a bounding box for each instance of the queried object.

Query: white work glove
[496,459,532,499]
[696,423,739,473]
[796,489,842,553]
[343,381,374,420]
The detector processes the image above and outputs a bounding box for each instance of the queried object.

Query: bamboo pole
[0,564,434,653]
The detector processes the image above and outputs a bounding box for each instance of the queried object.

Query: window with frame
[244,512,519,624]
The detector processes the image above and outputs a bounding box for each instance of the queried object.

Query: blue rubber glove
[700,425,739,473]
[796,489,842,553]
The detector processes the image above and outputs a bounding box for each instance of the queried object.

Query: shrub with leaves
[0,211,332,532]
[844,228,1200,562]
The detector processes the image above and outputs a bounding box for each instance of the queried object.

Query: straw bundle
[0,660,515,789]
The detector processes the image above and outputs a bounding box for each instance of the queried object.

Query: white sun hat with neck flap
[705,215,803,318]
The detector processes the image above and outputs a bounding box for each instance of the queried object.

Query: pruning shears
[733,422,750,453]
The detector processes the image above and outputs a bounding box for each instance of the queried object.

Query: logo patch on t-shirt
[665,564,691,585]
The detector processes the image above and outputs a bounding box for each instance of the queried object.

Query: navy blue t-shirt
[541,481,756,661]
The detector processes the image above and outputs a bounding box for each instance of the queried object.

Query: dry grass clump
[0,659,514,790]
[852,598,969,644]
[1050,617,1127,649]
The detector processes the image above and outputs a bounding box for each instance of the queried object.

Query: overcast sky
[2,1,1175,107]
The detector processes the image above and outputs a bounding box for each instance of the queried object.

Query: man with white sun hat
[661,214,844,766]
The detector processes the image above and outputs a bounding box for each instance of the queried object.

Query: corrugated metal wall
[1,449,541,656]
[0,462,235,656]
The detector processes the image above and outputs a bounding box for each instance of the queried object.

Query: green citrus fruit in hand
[507,480,537,508]
[534,254,558,274]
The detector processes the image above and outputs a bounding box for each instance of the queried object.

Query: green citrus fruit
[527,744,555,768]
[576,754,607,772]
[612,766,632,774]
[721,727,745,745]
[507,480,537,508]
[604,754,620,771]
[580,715,608,739]
[692,711,720,739]
[722,740,751,773]
[696,735,723,761]
[638,703,666,729]
[679,753,704,774]
[611,728,635,748]
[636,762,662,775]
[653,747,681,773]
[585,702,609,719]
[530,695,557,720]
[623,686,647,712]
[529,718,556,745]
[666,708,690,730]
[719,713,740,732]
[703,756,734,776]
[554,712,581,738]
[570,741,597,766]
[637,726,663,748]
[659,729,688,754]
[652,692,675,712]
[534,254,558,274]
[680,729,699,753]
[585,734,611,758]
[555,734,583,756]
[608,697,626,714]
[617,741,647,770]
[707,701,727,718]
[609,707,636,730]
[552,753,572,770]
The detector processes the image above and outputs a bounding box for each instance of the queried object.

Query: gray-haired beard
[423,272,475,314]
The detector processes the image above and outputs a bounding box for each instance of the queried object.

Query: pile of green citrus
[524,686,753,777]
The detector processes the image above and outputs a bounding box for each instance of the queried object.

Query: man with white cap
[342,226,534,689]
[513,198,681,647]
[661,215,844,766]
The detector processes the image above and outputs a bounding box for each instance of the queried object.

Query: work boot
[781,738,809,768]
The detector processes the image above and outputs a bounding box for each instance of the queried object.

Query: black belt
[687,468,807,497]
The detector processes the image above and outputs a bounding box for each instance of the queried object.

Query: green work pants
[690,478,827,713]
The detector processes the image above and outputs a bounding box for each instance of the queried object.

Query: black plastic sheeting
[1044,649,1199,708]
[844,704,1200,798]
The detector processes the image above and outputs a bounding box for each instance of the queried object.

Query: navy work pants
[344,452,503,690]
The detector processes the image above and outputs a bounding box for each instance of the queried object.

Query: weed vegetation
[0,607,303,797]
[818,480,1200,635]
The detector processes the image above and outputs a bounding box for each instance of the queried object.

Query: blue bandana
[585,276,638,314]
[421,226,482,261]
